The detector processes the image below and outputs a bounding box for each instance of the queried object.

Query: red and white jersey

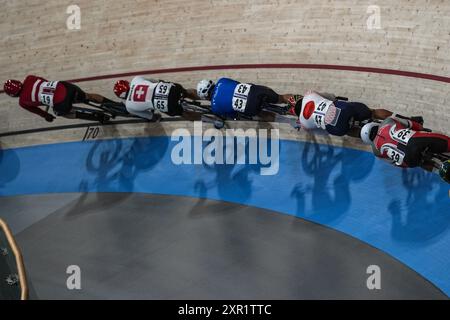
[298,91,336,130]
[372,117,423,167]
[18,75,66,118]
[125,76,174,114]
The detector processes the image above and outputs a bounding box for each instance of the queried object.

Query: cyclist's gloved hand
[291,119,301,131]
[45,114,56,122]
[288,95,302,108]
[410,116,424,125]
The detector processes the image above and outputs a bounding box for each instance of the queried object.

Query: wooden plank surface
[0,0,449,134]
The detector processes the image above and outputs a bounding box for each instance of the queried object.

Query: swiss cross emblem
[133,85,149,102]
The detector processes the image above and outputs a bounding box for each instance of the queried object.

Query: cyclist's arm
[277,94,296,104]
[84,93,109,104]
[259,86,279,104]
[410,120,424,131]
[20,102,52,118]
[372,144,383,159]
[391,114,423,131]
[185,88,201,100]
[317,92,336,101]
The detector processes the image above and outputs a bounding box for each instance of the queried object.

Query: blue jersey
[210,78,240,117]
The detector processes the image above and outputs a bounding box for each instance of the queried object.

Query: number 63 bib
[232,83,252,113]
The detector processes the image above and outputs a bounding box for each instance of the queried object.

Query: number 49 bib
[153,82,174,113]
[232,83,252,113]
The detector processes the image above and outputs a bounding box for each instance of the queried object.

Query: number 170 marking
[82,126,100,141]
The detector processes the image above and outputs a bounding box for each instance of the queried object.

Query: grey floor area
[0,193,446,299]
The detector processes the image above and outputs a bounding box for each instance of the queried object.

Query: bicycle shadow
[186,135,273,291]
[388,169,450,245]
[64,124,169,218]
[291,134,374,225]
[0,142,20,193]
[190,134,267,217]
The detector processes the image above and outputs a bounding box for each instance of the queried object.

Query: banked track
[0,119,448,299]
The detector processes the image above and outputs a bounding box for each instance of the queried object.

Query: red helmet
[4,79,23,97]
[113,80,130,99]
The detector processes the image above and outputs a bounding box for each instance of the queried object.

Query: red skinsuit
[18,75,67,118]
[373,116,450,167]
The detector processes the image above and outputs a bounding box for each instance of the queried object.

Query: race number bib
[385,146,405,166]
[232,83,252,113]
[392,128,415,145]
[39,81,59,107]
[324,105,341,127]
[153,82,173,112]
[313,101,331,129]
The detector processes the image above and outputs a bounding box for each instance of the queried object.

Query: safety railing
[0,219,28,300]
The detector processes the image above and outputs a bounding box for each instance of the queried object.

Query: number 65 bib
[232,83,252,113]
[153,82,174,113]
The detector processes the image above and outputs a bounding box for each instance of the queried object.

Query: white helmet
[197,79,215,100]
[360,122,380,145]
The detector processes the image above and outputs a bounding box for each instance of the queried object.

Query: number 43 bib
[232,83,252,113]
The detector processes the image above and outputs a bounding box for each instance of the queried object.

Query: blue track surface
[0,136,449,296]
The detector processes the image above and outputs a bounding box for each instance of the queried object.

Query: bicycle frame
[421,148,450,170]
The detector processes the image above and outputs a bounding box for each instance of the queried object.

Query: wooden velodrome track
[0,0,449,299]
[0,0,449,135]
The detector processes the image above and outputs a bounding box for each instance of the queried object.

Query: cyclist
[113,76,200,121]
[196,78,294,120]
[3,76,113,123]
[289,90,396,137]
[360,115,450,183]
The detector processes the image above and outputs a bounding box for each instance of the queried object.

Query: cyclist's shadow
[191,137,264,217]
[388,169,450,245]
[66,124,169,217]
[0,142,20,193]
[292,134,374,224]
[189,137,266,279]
